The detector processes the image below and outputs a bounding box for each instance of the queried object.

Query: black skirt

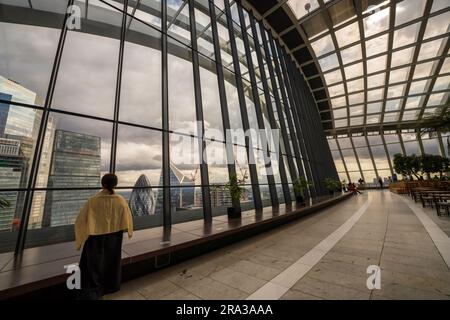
[77,231,123,300]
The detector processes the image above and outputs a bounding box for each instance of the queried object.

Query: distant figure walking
[378,177,383,189]
[75,173,133,300]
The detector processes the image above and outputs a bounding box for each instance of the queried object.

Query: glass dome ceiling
[242,0,450,134]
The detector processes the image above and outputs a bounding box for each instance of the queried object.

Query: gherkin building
[129,174,155,216]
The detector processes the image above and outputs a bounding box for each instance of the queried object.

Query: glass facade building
[0,0,338,254]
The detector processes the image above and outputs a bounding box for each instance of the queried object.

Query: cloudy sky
[0,0,276,188]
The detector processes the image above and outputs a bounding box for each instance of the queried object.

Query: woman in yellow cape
[74,173,133,300]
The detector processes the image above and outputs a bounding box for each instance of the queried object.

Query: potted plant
[324,178,340,196]
[293,176,313,205]
[224,174,245,219]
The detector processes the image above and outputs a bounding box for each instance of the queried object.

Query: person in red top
[348,182,362,195]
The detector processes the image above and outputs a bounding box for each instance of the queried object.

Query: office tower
[0,138,27,231]
[129,174,156,216]
[154,162,196,215]
[42,130,101,227]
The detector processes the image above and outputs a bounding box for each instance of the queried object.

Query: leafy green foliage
[324,178,341,191]
[393,153,450,179]
[293,176,313,197]
[224,174,246,204]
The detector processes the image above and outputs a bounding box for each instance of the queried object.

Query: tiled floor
[107,191,450,300]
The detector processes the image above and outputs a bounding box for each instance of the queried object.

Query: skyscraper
[154,162,196,215]
[129,174,156,216]
[0,76,56,229]
[0,138,27,231]
[42,130,101,227]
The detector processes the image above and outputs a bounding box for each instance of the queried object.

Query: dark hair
[101,173,118,194]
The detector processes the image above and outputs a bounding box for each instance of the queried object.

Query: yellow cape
[75,190,133,250]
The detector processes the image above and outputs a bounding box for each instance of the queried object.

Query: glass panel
[318,54,340,72]
[403,140,421,155]
[422,138,441,155]
[0,103,43,190]
[368,88,383,102]
[344,62,363,79]
[328,83,345,97]
[391,47,414,68]
[363,6,389,37]
[348,92,364,105]
[409,80,428,95]
[389,66,410,84]
[387,84,405,98]
[405,96,422,109]
[335,21,360,48]
[367,102,382,114]
[423,11,450,40]
[0,5,67,107]
[200,66,224,141]
[393,22,420,49]
[168,46,196,135]
[120,21,162,128]
[331,96,346,108]
[167,0,191,45]
[170,187,203,224]
[347,78,364,93]
[52,1,122,119]
[116,124,162,187]
[35,112,111,190]
[310,34,335,57]
[333,108,347,119]
[132,0,162,29]
[323,69,343,85]
[367,55,387,74]
[395,0,426,26]
[354,146,374,171]
[365,33,388,57]
[386,99,402,112]
[417,38,445,61]
[370,145,389,169]
[433,75,450,91]
[367,73,385,88]
[340,44,362,65]
[340,148,359,171]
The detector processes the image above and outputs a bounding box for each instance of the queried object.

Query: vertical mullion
[237,6,278,208]
[111,0,128,173]
[417,131,425,156]
[349,135,365,182]
[365,133,379,179]
[289,61,323,194]
[398,130,407,155]
[335,138,351,183]
[437,132,446,157]
[224,0,262,210]
[268,36,303,187]
[276,47,307,179]
[278,50,319,195]
[162,0,171,231]
[260,28,297,201]
[249,17,290,203]
[188,0,212,222]
[208,0,240,211]
[15,0,75,254]
[380,131,395,177]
